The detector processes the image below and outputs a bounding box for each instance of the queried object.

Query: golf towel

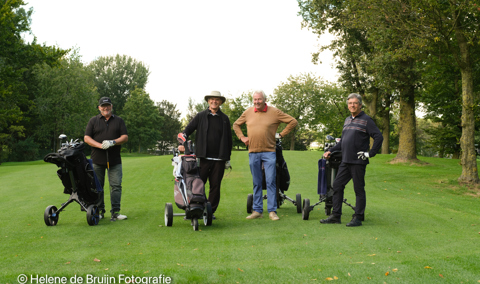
[318,159,327,195]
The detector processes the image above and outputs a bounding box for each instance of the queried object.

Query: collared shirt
[254,103,268,112]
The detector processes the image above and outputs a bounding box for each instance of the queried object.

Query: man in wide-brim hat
[178,91,232,219]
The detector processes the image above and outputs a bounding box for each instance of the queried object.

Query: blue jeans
[93,163,123,213]
[249,152,276,213]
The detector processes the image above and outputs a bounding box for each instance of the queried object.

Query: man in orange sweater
[233,90,297,220]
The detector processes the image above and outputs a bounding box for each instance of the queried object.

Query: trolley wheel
[192,217,199,231]
[86,204,100,226]
[302,199,310,220]
[165,203,173,227]
[325,206,332,216]
[203,202,213,226]
[296,193,302,213]
[44,205,59,226]
[246,194,253,213]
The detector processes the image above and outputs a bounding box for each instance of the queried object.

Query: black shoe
[320,215,341,224]
[212,214,216,220]
[346,217,362,227]
[353,214,364,222]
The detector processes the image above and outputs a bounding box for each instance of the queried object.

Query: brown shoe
[269,211,280,221]
[246,211,263,219]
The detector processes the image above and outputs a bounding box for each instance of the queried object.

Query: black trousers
[331,163,367,219]
[199,158,225,213]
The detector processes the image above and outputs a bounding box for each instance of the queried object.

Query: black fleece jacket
[183,108,232,161]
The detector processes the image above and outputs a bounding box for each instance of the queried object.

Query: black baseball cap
[98,97,112,106]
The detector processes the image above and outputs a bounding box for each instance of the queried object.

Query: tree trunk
[394,84,417,162]
[456,31,479,183]
[380,92,391,154]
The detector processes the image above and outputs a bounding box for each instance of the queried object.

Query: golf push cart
[302,135,355,220]
[43,134,103,226]
[164,134,213,231]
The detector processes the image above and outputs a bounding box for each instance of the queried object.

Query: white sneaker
[116,214,127,220]
[111,213,127,221]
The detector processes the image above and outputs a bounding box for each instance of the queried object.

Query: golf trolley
[164,134,213,231]
[302,135,355,220]
[246,138,302,214]
[43,134,103,226]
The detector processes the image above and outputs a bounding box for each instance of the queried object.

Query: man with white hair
[233,90,297,221]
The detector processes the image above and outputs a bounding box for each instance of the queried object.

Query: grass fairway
[1,151,479,283]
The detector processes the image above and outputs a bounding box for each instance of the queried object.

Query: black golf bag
[302,135,355,220]
[247,139,302,213]
[43,137,103,226]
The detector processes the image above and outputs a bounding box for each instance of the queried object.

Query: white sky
[25,0,338,116]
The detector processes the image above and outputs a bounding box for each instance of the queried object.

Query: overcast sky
[25,0,338,116]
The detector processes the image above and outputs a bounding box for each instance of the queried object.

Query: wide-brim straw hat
[204,91,226,104]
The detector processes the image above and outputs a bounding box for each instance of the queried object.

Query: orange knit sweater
[233,106,298,153]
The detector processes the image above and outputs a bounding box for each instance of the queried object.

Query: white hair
[252,90,266,101]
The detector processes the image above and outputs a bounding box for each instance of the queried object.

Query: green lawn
[0,151,479,283]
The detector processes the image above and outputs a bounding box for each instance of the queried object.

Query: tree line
[297,0,480,183]
[0,1,182,163]
[2,1,479,184]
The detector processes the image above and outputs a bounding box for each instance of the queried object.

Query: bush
[8,137,40,162]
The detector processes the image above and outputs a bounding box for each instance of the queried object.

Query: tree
[272,75,349,150]
[375,0,480,183]
[89,54,150,116]
[221,92,252,149]
[299,0,424,162]
[32,49,99,152]
[156,100,182,154]
[122,88,163,153]
[0,0,67,162]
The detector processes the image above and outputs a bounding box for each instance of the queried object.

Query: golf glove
[177,133,187,144]
[275,133,281,139]
[102,140,116,149]
[225,160,232,170]
[357,151,369,160]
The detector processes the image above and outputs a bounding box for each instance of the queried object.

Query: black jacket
[330,111,383,165]
[183,108,232,161]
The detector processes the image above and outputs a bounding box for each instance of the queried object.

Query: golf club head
[326,135,334,141]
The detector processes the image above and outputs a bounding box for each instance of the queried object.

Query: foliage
[156,100,182,154]
[32,49,99,152]
[89,54,150,116]
[8,136,39,161]
[272,74,348,150]
[122,88,163,153]
[221,92,252,149]
[0,0,67,163]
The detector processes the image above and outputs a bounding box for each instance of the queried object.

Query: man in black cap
[85,97,129,221]
[178,91,232,219]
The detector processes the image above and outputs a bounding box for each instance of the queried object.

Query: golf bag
[302,135,355,220]
[318,151,342,215]
[43,136,103,226]
[262,141,290,192]
[173,154,206,210]
[165,135,213,231]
